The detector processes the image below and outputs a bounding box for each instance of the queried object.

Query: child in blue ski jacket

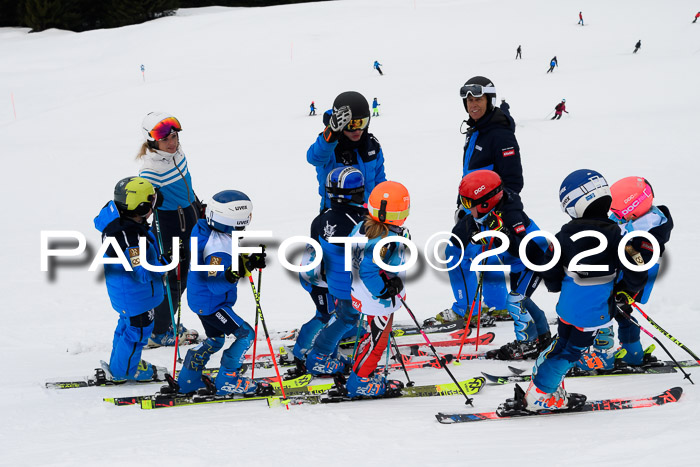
[523,170,647,412]
[94,176,167,381]
[445,170,552,361]
[176,190,271,397]
[296,168,367,377]
[343,181,411,398]
[575,176,673,371]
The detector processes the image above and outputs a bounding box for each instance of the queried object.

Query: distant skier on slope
[693,12,699,23]
[551,99,568,120]
[373,60,383,75]
[547,56,558,73]
[372,97,380,116]
[515,45,522,59]
[309,101,316,116]
[578,11,584,26]
[633,40,641,54]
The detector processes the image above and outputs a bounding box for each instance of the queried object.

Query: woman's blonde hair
[136,142,150,160]
[363,216,389,240]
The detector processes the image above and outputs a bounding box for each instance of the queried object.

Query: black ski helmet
[333,91,370,120]
[460,76,497,114]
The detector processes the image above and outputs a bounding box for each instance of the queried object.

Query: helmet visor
[149,117,182,141]
[460,186,503,210]
[460,84,496,99]
[346,117,370,131]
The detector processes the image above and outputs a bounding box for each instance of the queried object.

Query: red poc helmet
[610,176,654,221]
[459,170,504,216]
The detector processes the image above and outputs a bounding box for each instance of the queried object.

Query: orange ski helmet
[610,176,654,221]
[368,181,410,226]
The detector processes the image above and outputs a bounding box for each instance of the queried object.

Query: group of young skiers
[95,73,673,411]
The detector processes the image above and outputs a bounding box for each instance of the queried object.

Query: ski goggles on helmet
[460,185,503,210]
[460,84,496,99]
[345,117,370,131]
[130,193,157,216]
[148,117,182,141]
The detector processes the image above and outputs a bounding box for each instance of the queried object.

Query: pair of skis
[436,386,683,423]
[106,375,486,410]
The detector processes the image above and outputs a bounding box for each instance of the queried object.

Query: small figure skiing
[309,101,316,116]
[633,40,641,54]
[551,99,568,120]
[373,60,383,76]
[693,12,699,23]
[547,56,558,73]
[515,45,522,59]
[372,97,380,116]
[578,11,584,26]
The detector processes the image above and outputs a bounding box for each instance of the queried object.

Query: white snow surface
[1,0,699,465]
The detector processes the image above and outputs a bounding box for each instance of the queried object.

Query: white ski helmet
[205,190,253,234]
[142,112,181,142]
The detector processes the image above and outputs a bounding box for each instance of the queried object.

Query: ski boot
[284,357,308,380]
[521,381,586,412]
[486,339,539,360]
[487,307,512,321]
[345,372,404,399]
[536,331,553,353]
[128,360,167,382]
[423,308,460,327]
[641,345,662,367]
[147,324,199,348]
[305,351,348,376]
[159,373,180,395]
[215,369,259,396]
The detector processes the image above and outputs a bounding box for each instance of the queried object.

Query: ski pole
[458,237,493,358]
[474,287,483,352]
[250,245,265,378]
[382,327,392,384]
[351,313,365,364]
[632,303,700,365]
[248,269,290,408]
[617,305,694,384]
[390,330,414,387]
[171,248,183,374]
[398,296,473,405]
[153,210,181,363]
[457,273,483,358]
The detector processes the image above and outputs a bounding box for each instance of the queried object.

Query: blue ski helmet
[559,169,611,218]
[326,167,365,205]
[205,190,253,233]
